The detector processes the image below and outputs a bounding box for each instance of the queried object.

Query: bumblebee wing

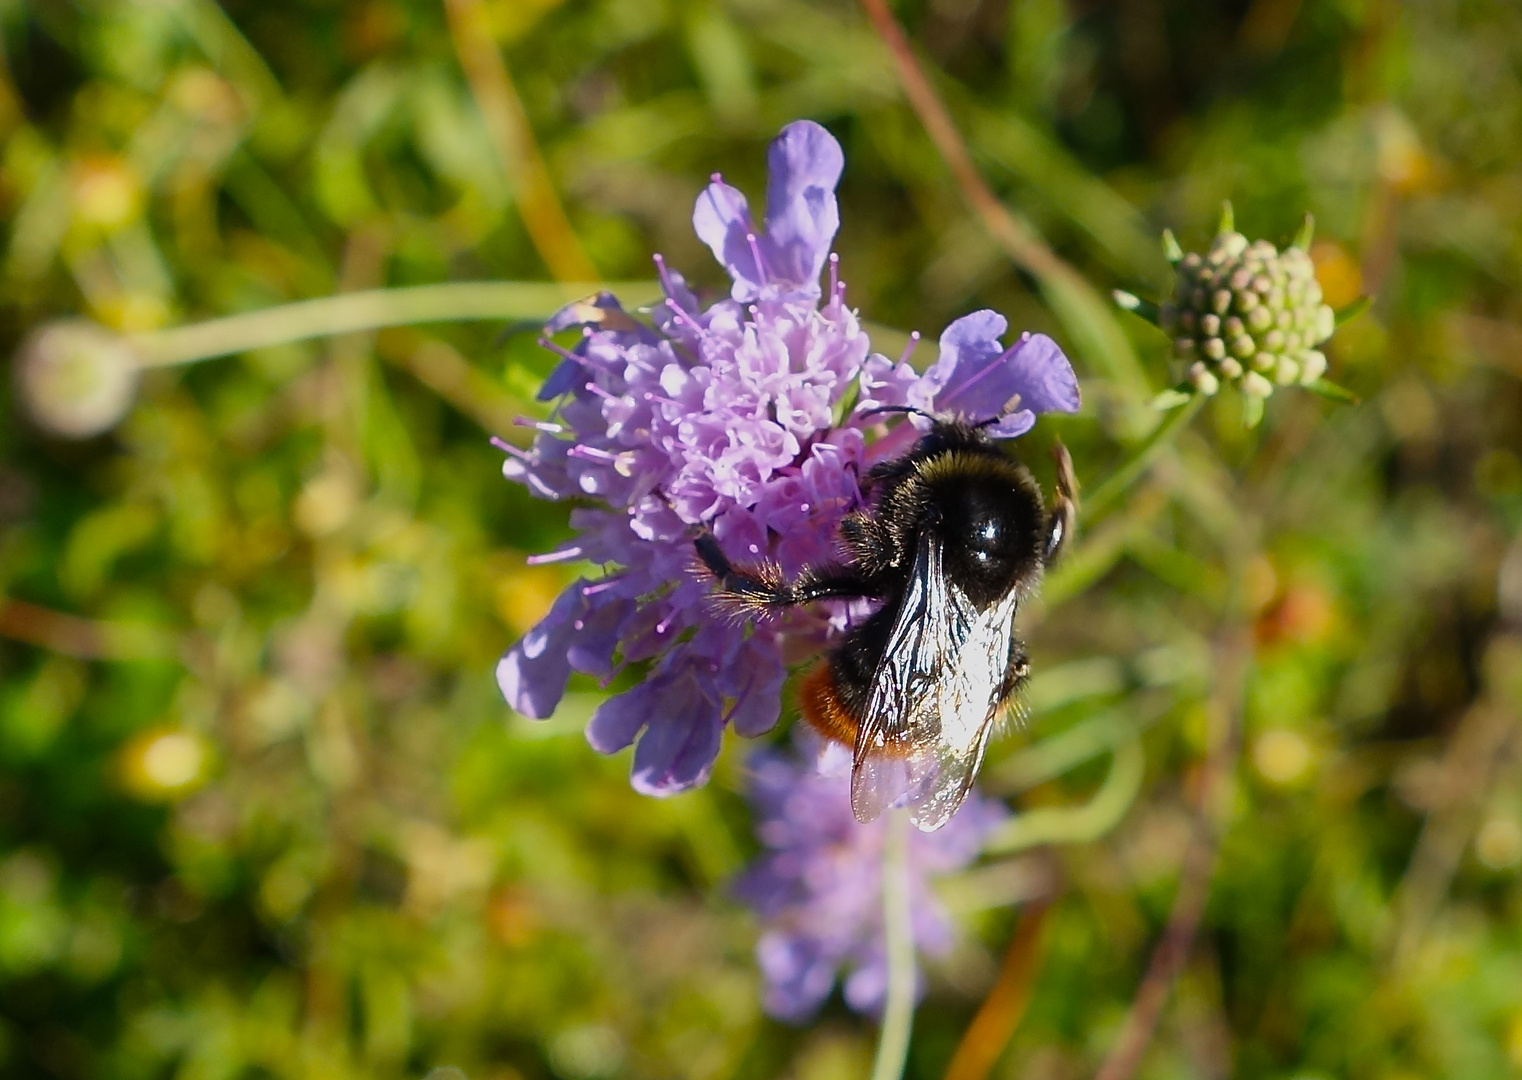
[907,586,1023,831]
[850,527,1024,831]
[849,530,973,825]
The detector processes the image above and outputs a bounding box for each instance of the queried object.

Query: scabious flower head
[496,120,1079,796]
[1156,212,1336,399]
[734,740,1006,1021]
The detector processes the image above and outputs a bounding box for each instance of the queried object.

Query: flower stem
[871,809,916,1080]
[1081,394,1205,524]
[856,0,1150,416]
[126,281,660,368]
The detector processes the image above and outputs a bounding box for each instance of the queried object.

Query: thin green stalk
[127,281,661,367]
[982,734,1146,856]
[870,810,916,1080]
[1082,395,1205,523]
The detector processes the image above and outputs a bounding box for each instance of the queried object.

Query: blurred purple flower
[735,740,1006,1022]
[496,119,1079,796]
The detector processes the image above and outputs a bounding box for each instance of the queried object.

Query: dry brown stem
[1090,627,1250,1080]
[0,597,179,661]
[443,0,597,283]
[941,899,1053,1080]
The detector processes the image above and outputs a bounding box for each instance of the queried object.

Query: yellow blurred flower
[167,66,243,126]
[70,156,142,230]
[1310,240,1364,313]
[119,729,212,801]
[1253,728,1314,787]
[494,560,568,636]
[1475,816,1522,872]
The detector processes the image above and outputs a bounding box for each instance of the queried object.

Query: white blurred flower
[16,320,140,438]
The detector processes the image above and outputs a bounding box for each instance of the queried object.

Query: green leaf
[1335,295,1372,325]
[1242,392,1265,427]
[1152,386,1194,410]
[1305,378,1360,404]
[1162,228,1184,265]
[1292,213,1315,250]
[1112,290,1160,326]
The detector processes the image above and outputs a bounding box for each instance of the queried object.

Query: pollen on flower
[495,120,1080,797]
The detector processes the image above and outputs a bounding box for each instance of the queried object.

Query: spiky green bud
[1119,208,1364,422]
[1163,218,1334,402]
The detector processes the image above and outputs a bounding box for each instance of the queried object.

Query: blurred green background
[3,0,1522,1077]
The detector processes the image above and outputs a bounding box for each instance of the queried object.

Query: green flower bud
[1123,208,1347,414]
[1242,371,1274,398]
[1188,362,1220,396]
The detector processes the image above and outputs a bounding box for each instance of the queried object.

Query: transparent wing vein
[850,531,1020,830]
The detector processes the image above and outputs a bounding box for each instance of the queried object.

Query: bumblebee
[696,417,1076,831]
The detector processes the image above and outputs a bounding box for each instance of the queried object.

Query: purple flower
[734,741,1006,1022]
[496,119,1080,796]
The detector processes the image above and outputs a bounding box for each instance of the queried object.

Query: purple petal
[496,585,584,718]
[916,310,1010,417]
[760,120,843,297]
[916,313,1080,433]
[537,358,585,401]
[757,931,838,1024]
[566,594,636,680]
[919,310,1005,389]
[629,666,723,794]
[653,265,704,342]
[586,678,655,754]
[692,178,764,301]
[980,409,1036,439]
[842,956,889,1016]
[692,122,845,302]
[721,644,786,737]
[999,333,1080,415]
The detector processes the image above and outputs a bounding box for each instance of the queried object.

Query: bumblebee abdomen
[799,662,860,748]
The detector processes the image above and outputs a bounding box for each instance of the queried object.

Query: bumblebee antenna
[858,404,937,423]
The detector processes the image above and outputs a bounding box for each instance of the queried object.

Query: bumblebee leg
[694,532,876,617]
[998,641,1034,727]
[1044,440,1078,563]
[998,639,1032,705]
